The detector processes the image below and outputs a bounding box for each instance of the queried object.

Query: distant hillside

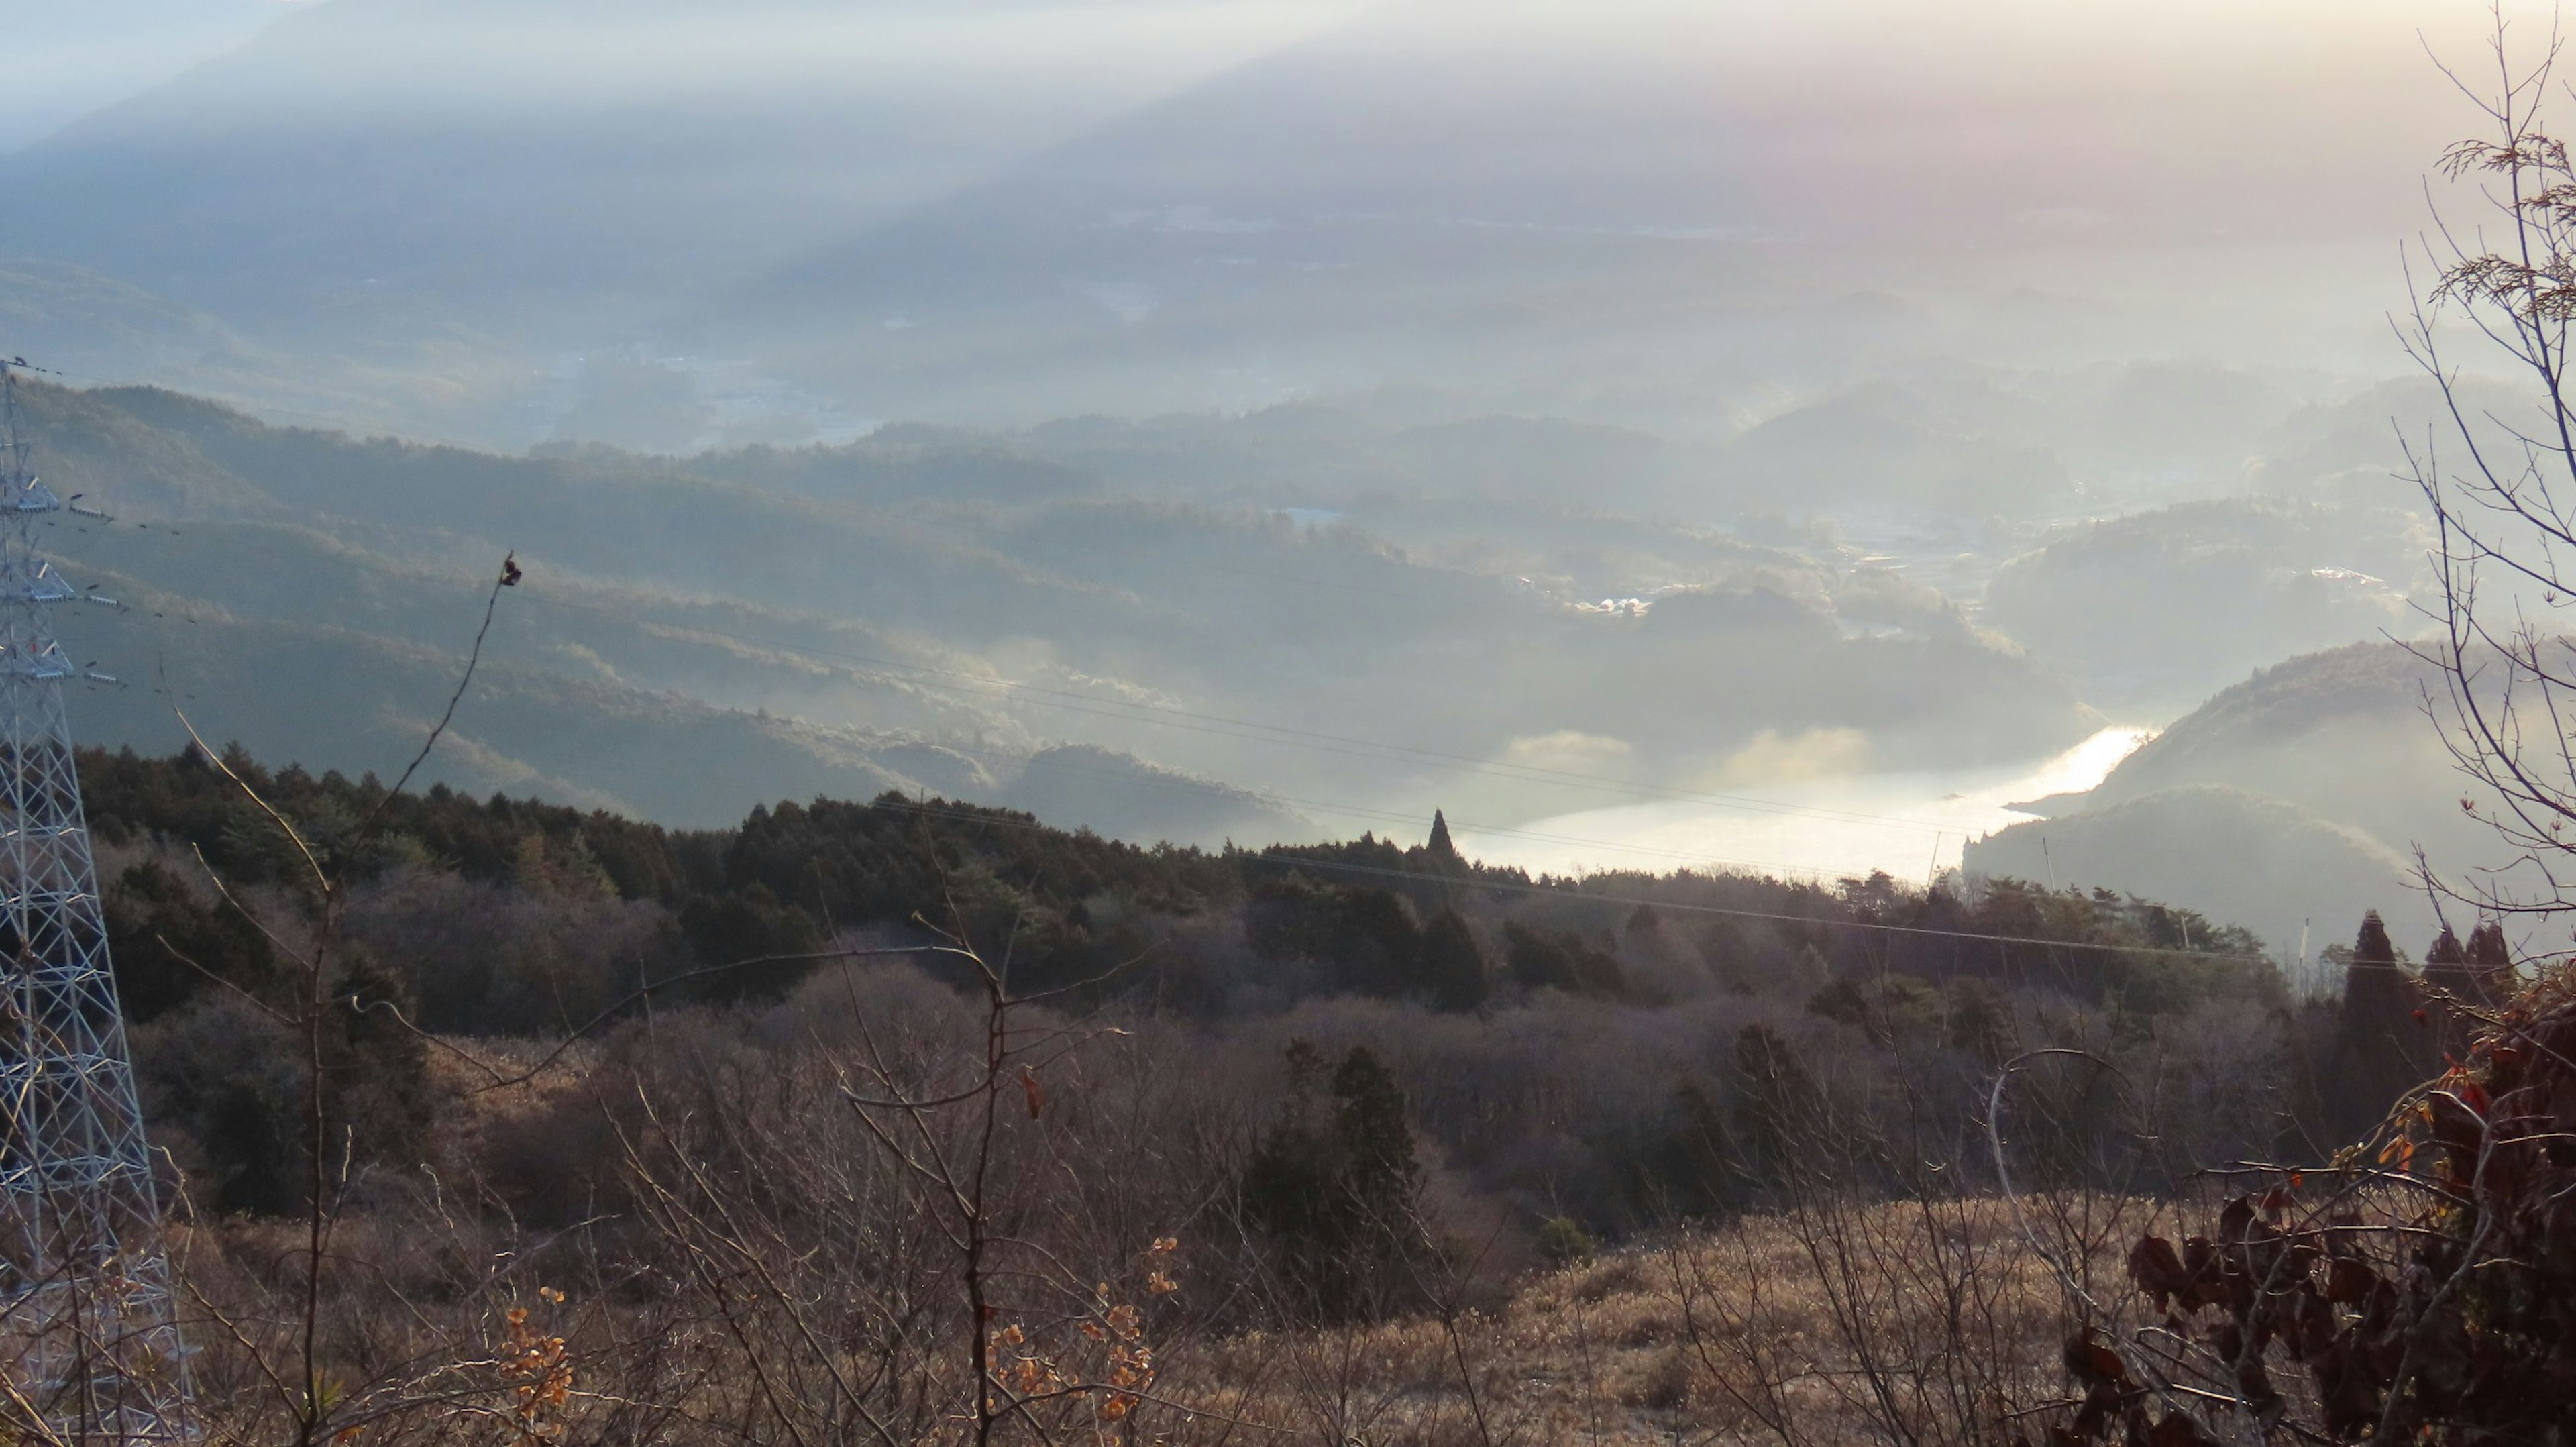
[1966,784,2424,955]
[0,0,2469,448]
[1966,641,2498,957]
[15,377,2090,843]
[1980,500,2426,713]
[2080,642,2466,855]
[81,741,2279,1036]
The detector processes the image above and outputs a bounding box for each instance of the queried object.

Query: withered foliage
[2057,971,2576,1446]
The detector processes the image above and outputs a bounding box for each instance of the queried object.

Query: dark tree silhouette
[2329,911,2430,1134]
[1731,1024,1827,1196]
[1425,808,1460,865]
[1240,1042,1428,1321]
[2465,918,2514,1002]
[1417,906,1488,1012]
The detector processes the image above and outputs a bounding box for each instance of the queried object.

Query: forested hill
[85,743,2278,1042]
[15,374,2090,849]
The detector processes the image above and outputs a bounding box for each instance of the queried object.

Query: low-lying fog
[1468,726,2155,886]
[6,0,2559,963]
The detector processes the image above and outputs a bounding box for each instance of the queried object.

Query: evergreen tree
[325,946,435,1173]
[1426,809,1460,865]
[1786,942,1831,997]
[1805,973,1943,1047]
[103,857,280,1023]
[1646,1073,1744,1218]
[143,996,304,1216]
[1417,907,1487,1012]
[2330,910,2430,1136]
[2466,920,2515,1002]
[1240,1042,1338,1291]
[139,945,432,1216]
[2422,924,2471,997]
[1240,1042,1427,1320]
[1330,1046,1421,1225]
[1503,921,1625,996]
[1338,888,1425,996]
[1622,903,1664,949]
[2337,911,2412,1043]
[1943,975,2019,1067]
[2422,925,2481,1062]
[1733,1024,1828,1194]
[678,881,823,1001]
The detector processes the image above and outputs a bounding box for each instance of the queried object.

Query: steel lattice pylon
[0,364,191,1442]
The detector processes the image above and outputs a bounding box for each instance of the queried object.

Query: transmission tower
[0,362,191,1442]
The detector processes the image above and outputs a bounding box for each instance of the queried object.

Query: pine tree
[103,857,280,1022]
[1787,942,1831,996]
[2337,911,2411,1040]
[1504,921,1626,996]
[1240,1042,1427,1320]
[326,945,434,1173]
[1240,1043,1338,1294]
[2466,920,2515,1003]
[2422,925,2481,1063]
[2422,925,2472,998]
[1330,1046,1421,1227]
[678,881,823,1001]
[1733,1024,1827,1194]
[1650,1073,1743,1217]
[1943,975,2019,1067]
[2330,910,2429,1135]
[1417,907,1488,1012]
[1426,808,1460,864]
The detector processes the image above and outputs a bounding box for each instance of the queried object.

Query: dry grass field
[1174,1196,2157,1447]
[155,1185,2150,1446]
[127,1016,2180,1446]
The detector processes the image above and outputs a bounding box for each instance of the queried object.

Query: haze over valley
[0,0,2541,961]
[31,7,2576,1444]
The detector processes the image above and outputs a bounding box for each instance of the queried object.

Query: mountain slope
[1966,641,2498,957]
[1980,500,2426,712]
[1966,784,2424,957]
[15,377,2090,845]
[0,0,2472,445]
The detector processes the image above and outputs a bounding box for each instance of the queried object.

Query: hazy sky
[0,0,300,147]
[2,0,2540,938]
[13,0,2508,223]
[4,0,2545,418]
[3,0,1368,142]
[6,0,2516,134]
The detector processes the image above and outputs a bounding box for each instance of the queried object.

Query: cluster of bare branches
[2402,5,2576,934]
[31,13,2576,1441]
[44,555,1540,1447]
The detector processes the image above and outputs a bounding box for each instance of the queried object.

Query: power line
[106,596,1890,881]
[837,792,2275,968]
[525,589,1998,835]
[97,569,2011,873]
[73,517,2247,963]
[15,360,448,437]
[23,372,2093,879]
[834,726,1863,877]
[9,366,2023,835]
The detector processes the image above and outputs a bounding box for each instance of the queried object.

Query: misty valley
[2,1,2575,1443]
[10,372,2468,961]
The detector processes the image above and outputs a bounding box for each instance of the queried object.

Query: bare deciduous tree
[2404,5,2576,936]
